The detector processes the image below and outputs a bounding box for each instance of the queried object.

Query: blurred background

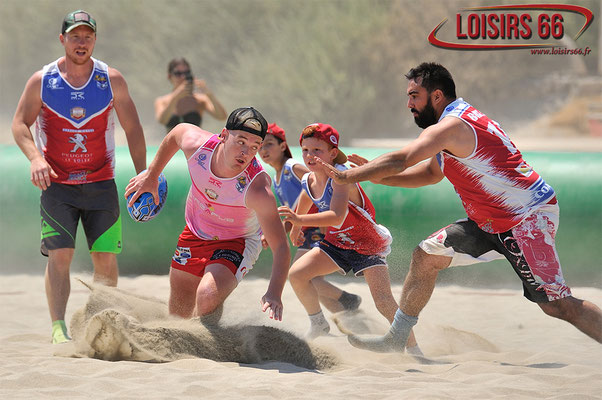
[1,0,601,288]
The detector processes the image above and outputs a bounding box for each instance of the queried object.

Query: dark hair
[167,57,191,75]
[405,62,456,99]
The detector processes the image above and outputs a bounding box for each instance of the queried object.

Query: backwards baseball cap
[267,123,292,159]
[300,123,347,164]
[226,107,268,139]
[62,10,97,34]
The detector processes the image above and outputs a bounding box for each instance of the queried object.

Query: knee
[539,297,579,321]
[288,263,308,286]
[195,284,223,316]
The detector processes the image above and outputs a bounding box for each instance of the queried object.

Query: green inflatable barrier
[1,145,600,288]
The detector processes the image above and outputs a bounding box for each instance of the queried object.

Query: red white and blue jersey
[35,57,116,184]
[273,158,304,209]
[301,165,392,256]
[437,98,555,234]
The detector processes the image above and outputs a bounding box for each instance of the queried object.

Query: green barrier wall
[1,145,600,288]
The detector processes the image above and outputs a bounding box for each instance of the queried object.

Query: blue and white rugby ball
[127,172,168,222]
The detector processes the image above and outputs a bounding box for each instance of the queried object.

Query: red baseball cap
[299,123,347,164]
[267,123,292,159]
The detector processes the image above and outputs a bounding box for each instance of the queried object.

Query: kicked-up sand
[1,273,601,399]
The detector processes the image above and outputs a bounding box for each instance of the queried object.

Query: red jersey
[437,98,556,233]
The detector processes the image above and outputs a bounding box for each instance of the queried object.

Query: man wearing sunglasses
[11,10,147,344]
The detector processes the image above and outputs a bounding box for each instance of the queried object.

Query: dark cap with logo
[62,10,97,34]
[226,107,268,139]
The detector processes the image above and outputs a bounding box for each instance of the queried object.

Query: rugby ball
[126,172,168,222]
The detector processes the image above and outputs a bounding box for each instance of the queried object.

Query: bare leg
[45,248,74,344]
[289,248,340,339]
[90,252,118,287]
[169,268,201,318]
[348,247,451,352]
[294,249,360,313]
[539,296,602,343]
[195,263,238,317]
[45,248,74,322]
[363,266,418,348]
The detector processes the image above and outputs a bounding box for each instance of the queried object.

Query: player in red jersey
[316,62,602,352]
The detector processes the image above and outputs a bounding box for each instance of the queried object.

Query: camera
[185,71,194,83]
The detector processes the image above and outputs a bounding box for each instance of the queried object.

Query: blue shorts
[319,240,387,276]
[298,227,324,250]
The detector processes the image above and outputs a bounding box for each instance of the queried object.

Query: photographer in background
[154,57,227,133]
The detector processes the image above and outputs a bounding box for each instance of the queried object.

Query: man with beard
[12,10,146,344]
[316,62,602,352]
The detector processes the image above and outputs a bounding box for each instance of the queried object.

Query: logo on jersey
[46,77,63,90]
[67,171,88,182]
[336,232,355,245]
[71,91,85,100]
[68,133,88,153]
[172,246,191,265]
[94,74,108,89]
[208,177,223,188]
[70,107,86,120]
[196,153,207,169]
[205,188,218,200]
[236,176,247,193]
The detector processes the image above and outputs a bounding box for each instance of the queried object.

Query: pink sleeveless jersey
[437,98,555,234]
[185,135,268,240]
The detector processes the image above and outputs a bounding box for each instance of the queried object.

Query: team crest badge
[205,188,218,200]
[70,107,86,120]
[94,74,108,89]
[236,176,247,193]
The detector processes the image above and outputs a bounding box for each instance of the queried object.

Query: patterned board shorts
[171,225,261,283]
[419,203,571,303]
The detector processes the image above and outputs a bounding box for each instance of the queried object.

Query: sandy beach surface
[1,273,601,400]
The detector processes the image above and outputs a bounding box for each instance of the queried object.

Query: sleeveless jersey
[273,158,304,208]
[36,57,116,184]
[301,165,392,256]
[185,134,268,240]
[437,98,555,233]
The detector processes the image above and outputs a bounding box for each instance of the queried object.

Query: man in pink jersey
[11,10,146,344]
[125,107,290,322]
[318,62,602,352]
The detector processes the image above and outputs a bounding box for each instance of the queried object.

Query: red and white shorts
[171,225,262,282]
[419,203,571,303]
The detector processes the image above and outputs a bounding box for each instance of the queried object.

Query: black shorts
[419,204,571,303]
[319,240,387,276]
[40,179,122,256]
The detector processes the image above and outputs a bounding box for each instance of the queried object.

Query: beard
[412,98,438,129]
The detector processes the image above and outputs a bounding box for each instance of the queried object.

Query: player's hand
[124,170,159,206]
[291,229,305,247]
[348,154,382,184]
[260,234,269,249]
[310,155,351,184]
[348,153,369,167]
[261,292,283,321]
[30,157,58,190]
[278,206,301,225]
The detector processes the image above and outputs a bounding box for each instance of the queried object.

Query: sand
[1,273,601,399]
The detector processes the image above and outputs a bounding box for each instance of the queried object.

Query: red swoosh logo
[428,4,593,50]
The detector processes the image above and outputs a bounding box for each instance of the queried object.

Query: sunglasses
[172,70,191,77]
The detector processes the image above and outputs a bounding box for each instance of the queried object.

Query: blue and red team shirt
[301,165,392,256]
[273,158,304,209]
[436,98,556,234]
[35,57,116,184]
